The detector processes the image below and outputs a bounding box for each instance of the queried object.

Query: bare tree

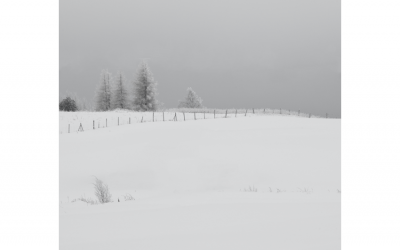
[93,177,112,204]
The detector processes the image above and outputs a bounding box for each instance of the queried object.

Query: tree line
[59,61,204,112]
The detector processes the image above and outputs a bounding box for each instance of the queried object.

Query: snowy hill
[60,113,340,250]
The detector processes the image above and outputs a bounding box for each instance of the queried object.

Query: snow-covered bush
[178,88,204,108]
[71,196,98,205]
[93,177,112,204]
[124,193,135,201]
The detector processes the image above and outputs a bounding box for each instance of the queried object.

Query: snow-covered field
[60,113,340,250]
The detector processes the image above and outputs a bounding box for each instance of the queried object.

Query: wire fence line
[59,108,335,134]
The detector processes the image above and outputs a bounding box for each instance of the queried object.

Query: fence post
[194,112,196,120]
[118,117,119,126]
[214,110,215,119]
[93,120,95,129]
[235,109,237,117]
[78,123,84,132]
[309,113,311,118]
[245,109,247,116]
[204,112,205,119]
[174,113,177,121]
[183,112,185,121]
[141,116,143,123]
[225,110,228,118]
[129,117,131,124]
[68,124,70,133]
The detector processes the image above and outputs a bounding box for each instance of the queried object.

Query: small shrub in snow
[298,187,313,194]
[93,177,112,204]
[71,196,98,205]
[243,186,258,192]
[124,193,135,201]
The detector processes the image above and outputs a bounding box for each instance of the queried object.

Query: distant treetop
[178,88,204,108]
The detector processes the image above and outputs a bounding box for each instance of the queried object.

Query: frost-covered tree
[95,70,112,111]
[178,87,204,108]
[111,72,129,109]
[132,62,159,111]
[77,97,93,111]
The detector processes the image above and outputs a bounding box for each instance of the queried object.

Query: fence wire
[59,109,334,134]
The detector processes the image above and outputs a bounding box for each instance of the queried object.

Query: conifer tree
[95,70,112,111]
[112,72,129,109]
[132,62,159,111]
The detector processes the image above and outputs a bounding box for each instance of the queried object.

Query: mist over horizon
[60,0,341,117]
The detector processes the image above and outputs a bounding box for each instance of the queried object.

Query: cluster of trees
[60,61,205,112]
[95,62,159,111]
[59,91,92,112]
[95,61,204,111]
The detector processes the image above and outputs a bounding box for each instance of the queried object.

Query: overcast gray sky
[60,0,340,117]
